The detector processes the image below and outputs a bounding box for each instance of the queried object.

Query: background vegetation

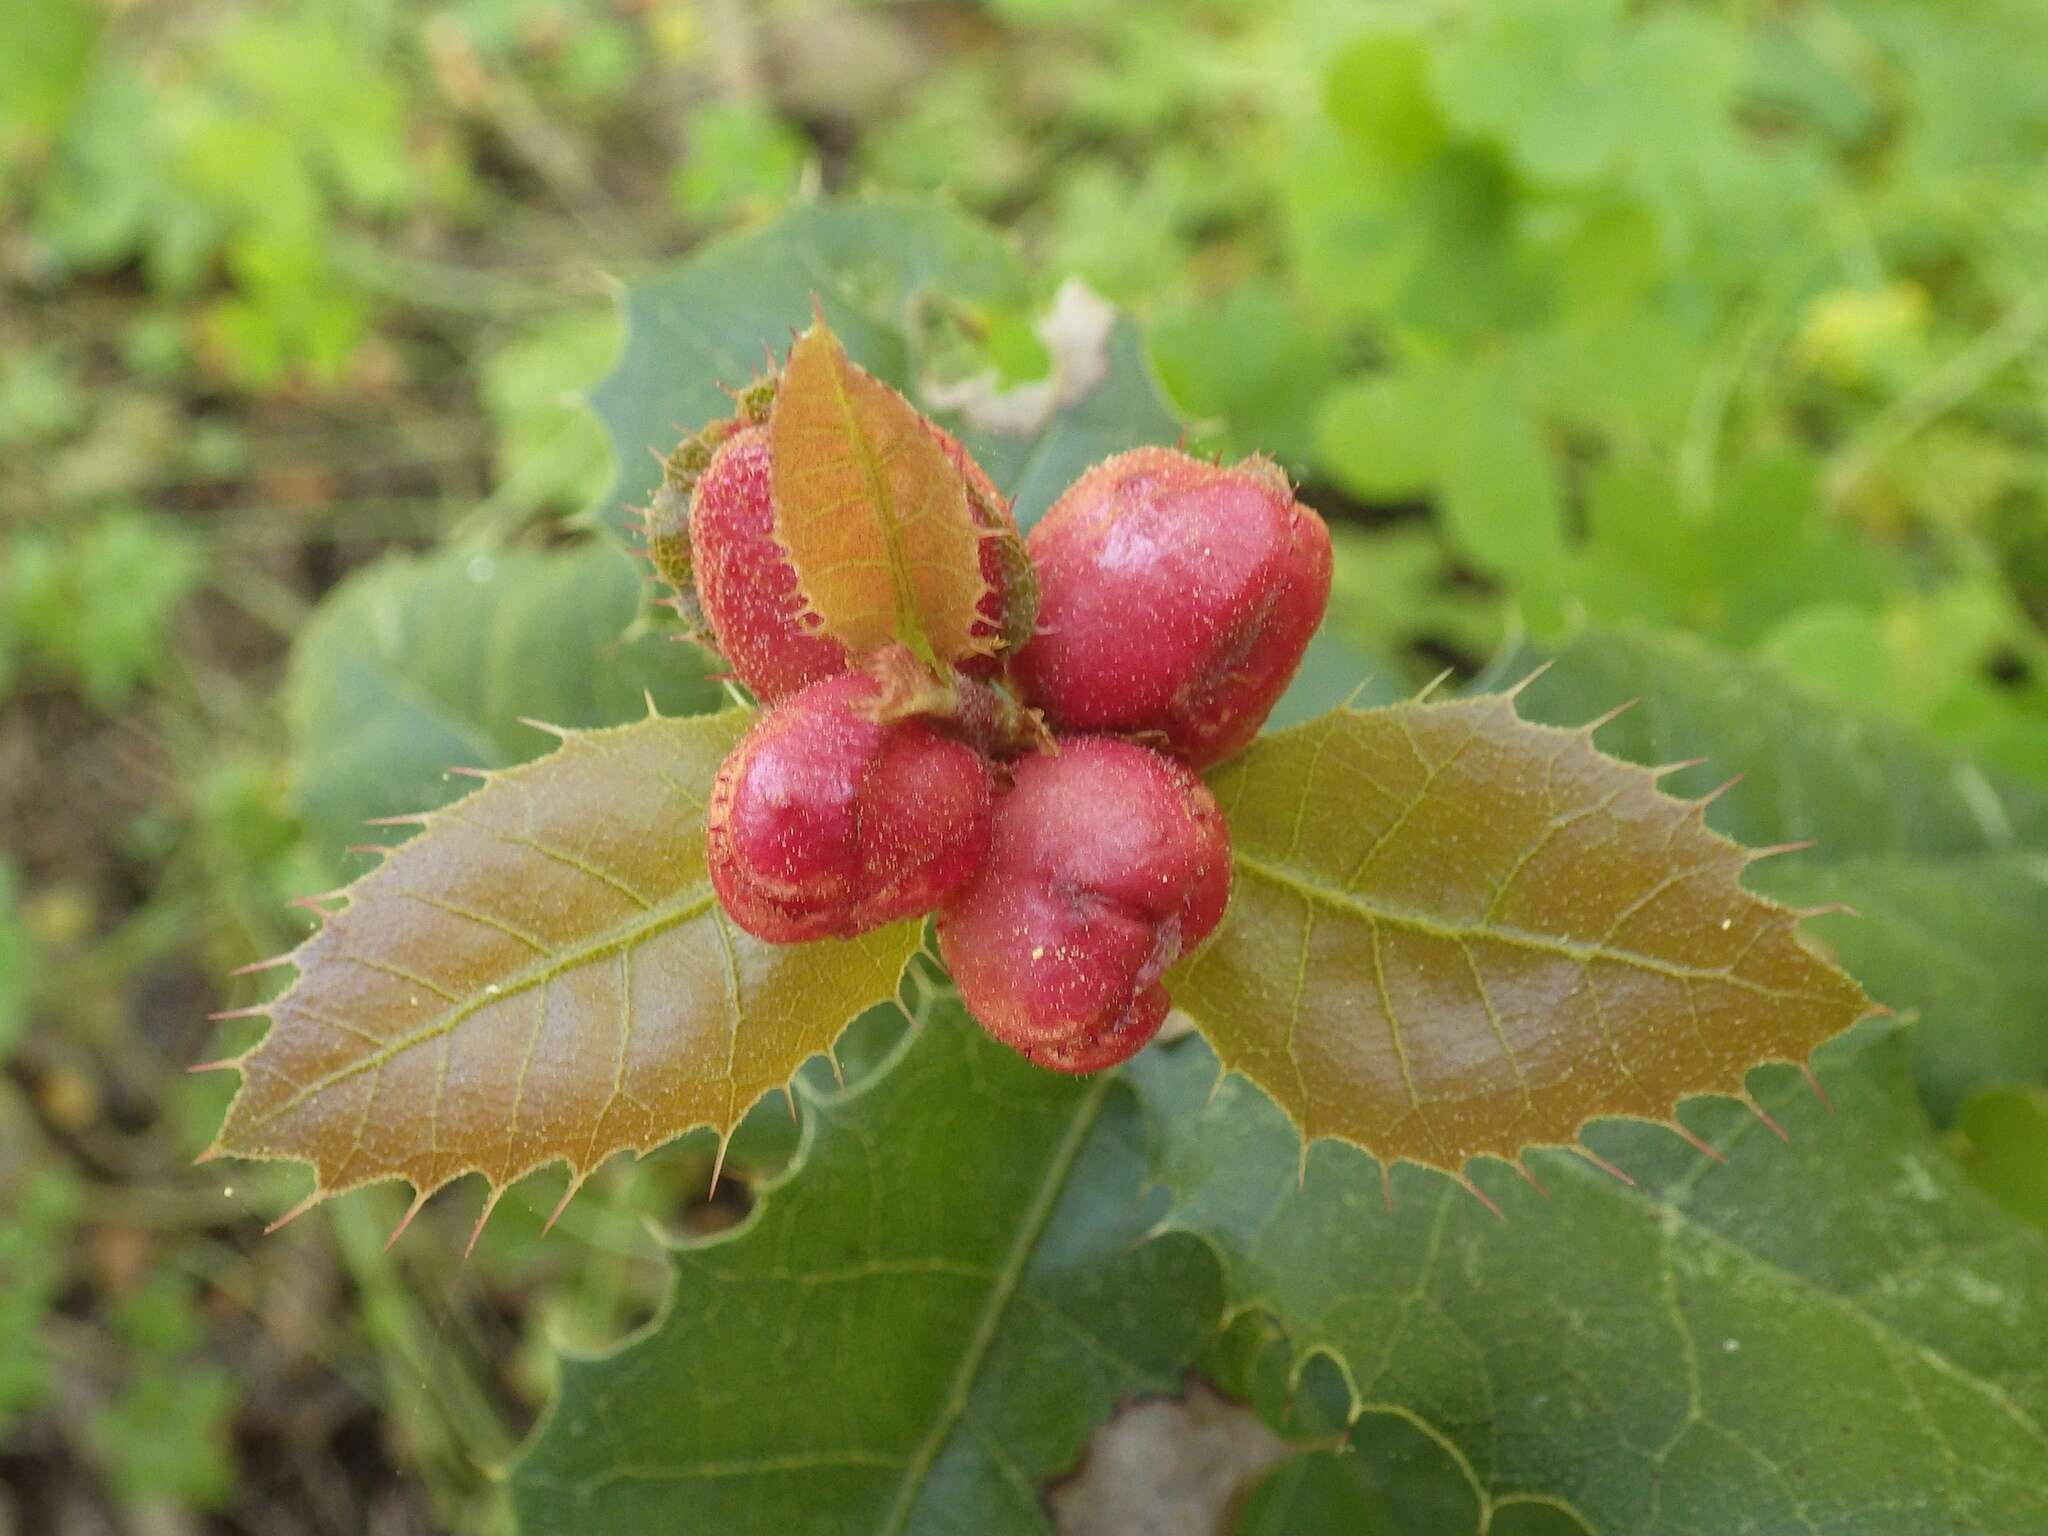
[3,0,2045,1531]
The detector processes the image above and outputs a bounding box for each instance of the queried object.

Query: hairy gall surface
[1015,447,1332,769]
[689,426,853,701]
[706,673,996,943]
[939,737,1230,1073]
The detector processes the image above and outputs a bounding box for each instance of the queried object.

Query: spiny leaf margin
[202,705,919,1242]
[1171,682,1876,1182]
[769,319,994,672]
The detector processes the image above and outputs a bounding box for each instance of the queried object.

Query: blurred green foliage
[3,0,2047,1529]
[862,0,2048,785]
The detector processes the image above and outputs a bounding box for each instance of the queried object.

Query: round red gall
[1014,447,1332,769]
[937,736,1231,1073]
[707,673,996,943]
[691,425,849,701]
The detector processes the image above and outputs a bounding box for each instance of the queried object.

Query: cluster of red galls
[678,418,1332,1075]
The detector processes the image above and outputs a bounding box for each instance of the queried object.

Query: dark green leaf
[287,539,720,865]
[512,1004,1224,1534]
[1135,1022,2048,1535]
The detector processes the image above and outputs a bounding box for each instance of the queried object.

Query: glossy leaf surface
[211,710,916,1229]
[1176,690,1869,1171]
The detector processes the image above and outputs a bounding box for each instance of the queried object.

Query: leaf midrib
[1228,850,1840,1006]
[876,1073,1114,1535]
[819,345,936,669]
[236,884,721,1136]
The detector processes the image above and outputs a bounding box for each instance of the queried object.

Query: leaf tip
[265,1189,327,1236]
[1503,658,1556,699]
[386,1189,430,1252]
[1580,696,1640,735]
[1740,1093,1793,1142]
[543,1174,588,1237]
[1651,756,1708,781]
[1668,1118,1728,1165]
[1695,772,1745,809]
[1799,1061,1834,1114]
[466,1187,505,1258]
[1455,1173,1507,1222]
[1414,666,1456,703]
[1571,1145,1637,1188]
[1746,838,1819,863]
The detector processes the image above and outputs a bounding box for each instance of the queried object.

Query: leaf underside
[770,323,992,670]
[207,708,918,1231]
[1175,689,1872,1173]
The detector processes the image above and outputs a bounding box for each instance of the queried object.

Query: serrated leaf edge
[198,700,918,1250]
[1174,672,1882,1197]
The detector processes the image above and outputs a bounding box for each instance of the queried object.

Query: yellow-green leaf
[205,708,917,1233]
[769,320,991,670]
[1175,691,1871,1173]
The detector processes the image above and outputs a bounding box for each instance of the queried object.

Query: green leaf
[287,539,721,865]
[588,201,1022,537]
[0,1171,78,1430]
[1149,282,1338,472]
[1315,363,1459,503]
[1439,367,1565,581]
[0,860,28,1065]
[1515,627,2048,860]
[481,308,621,517]
[1133,1021,2048,1535]
[670,102,808,222]
[511,1003,1224,1533]
[1516,628,2048,1118]
[0,0,100,150]
[2,509,205,708]
[210,709,919,1232]
[1175,688,1868,1172]
[1758,855,2048,1120]
[1954,1087,2048,1231]
[592,202,1182,536]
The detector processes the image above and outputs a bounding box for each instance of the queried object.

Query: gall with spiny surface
[937,737,1231,1074]
[1014,446,1333,769]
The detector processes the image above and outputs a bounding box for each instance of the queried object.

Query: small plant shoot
[202,313,1873,1244]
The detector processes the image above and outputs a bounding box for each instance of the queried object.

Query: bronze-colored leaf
[1174,690,1873,1175]
[205,708,917,1235]
[769,320,992,670]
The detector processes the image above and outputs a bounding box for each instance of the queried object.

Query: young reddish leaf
[1174,691,1873,1173]
[769,319,993,671]
[204,709,917,1232]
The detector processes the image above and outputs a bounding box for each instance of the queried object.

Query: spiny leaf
[1174,689,1871,1174]
[206,708,918,1235]
[511,1002,1224,1534]
[1132,1024,2048,1534]
[1513,626,2048,1120]
[770,320,992,672]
